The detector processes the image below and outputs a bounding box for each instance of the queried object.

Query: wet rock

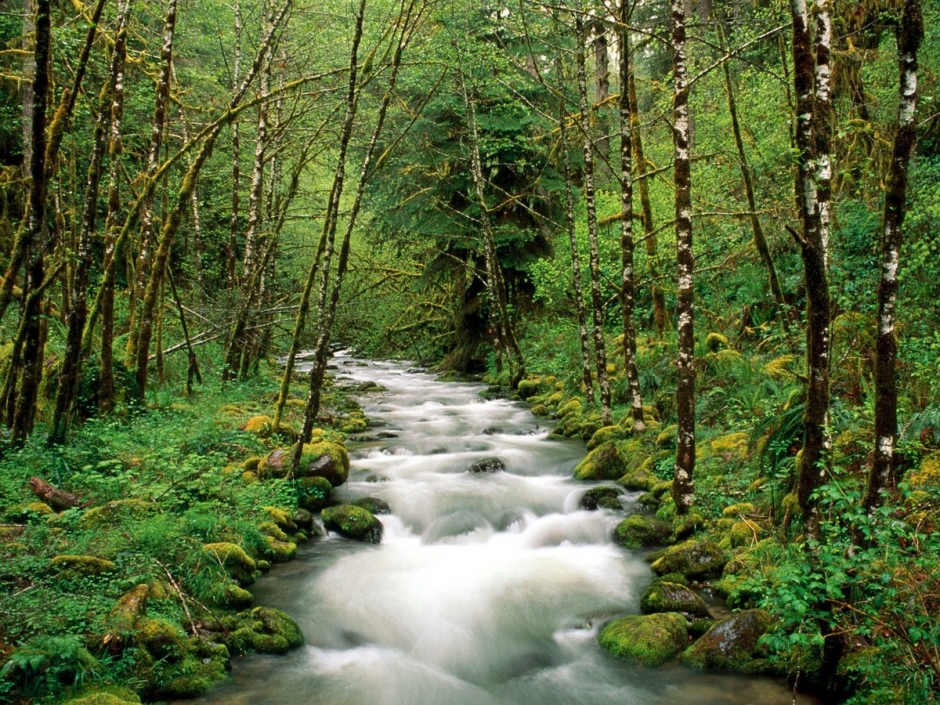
[355,381,386,392]
[353,497,391,515]
[297,441,350,486]
[614,514,673,548]
[580,486,621,511]
[365,474,389,483]
[262,536,297,563]
[650,539,728,581]
[468,457,505,473]
[293,508,314,532]
[376,431,399,439]
[321,505,383,543]
[203,542,258,585]
[482,426,503,435]
[682,609,775,674]
[297,476,332,512]
[599,612,689,667]
[574,442,625,481]
[587,425,628,451]
[641,581,712,619]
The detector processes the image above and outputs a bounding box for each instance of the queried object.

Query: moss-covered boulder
[613,514,673,548]
[242,415,273,438]
[218,584,253,609]
[259,448,289,478]
[80,499,156,528]
[672,511,705,540]
[516,378,540,400]
[297,441,350,486]
[136,618,185,660]
[258,521,289,542]
[262,506,298,533]
[204,542,258,585]
[587,425,627,451]
[555,399,582,419]
[682,609,775,674]
[353,497,391,515]
[262,536,297,563]
[574,442,625,481]
[650,539,727,581]
[226,606,304,656]
[617,464,657,492]
[51,554,116,575]
[530,403,548,416]
[67,688,141,704]
[156,638,230,698]
[297,476,332,512]
[640,581,711,619]
[321,504,383,543]
[599,612,689,666]
[4,501,54,523]
[580,486,621,511]
[656,425,677,449]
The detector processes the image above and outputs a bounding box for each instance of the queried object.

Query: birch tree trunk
[864,0,922,511]
[228,0,243,287]
[670,0,695,514]
[618,5,644,431]
[575,9,611,426]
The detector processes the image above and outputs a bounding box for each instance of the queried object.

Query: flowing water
[191,355,816,705]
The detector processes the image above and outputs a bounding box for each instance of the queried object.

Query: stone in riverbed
[682,609,776,674]
[599,612,689,666]
[580,486,621,510]
[614,514,673,548]
[321,504,383,543]
[468,457,505,473]
[353,496,391,515]
[640,581,712,619]
[650,539,728,581]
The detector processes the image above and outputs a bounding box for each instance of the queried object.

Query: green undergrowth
[511,314,940,702]
[0,360,365,703]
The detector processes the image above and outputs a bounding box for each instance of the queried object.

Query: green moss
[530,403,548,416]
[242,415,273,437]
[67,693,140,705]
[614,514,672,548]
[580,486,621,511]
[650,539,728,581]
[262,506,298,532]
[574,442,626,481]
[81,499,156,528]
[516,378,539,400]
[297,441,350,486]
[353,497,392,515]
[204,542,258,585]
[51,554,116,575]
[321,504,383,543]
[218,584,253,609]
[709,433,749,460]
[587,425,627,451]
[555,399,582,420]
[4,501,54,523]
[297,475,332,511]
[656,425,677,449]
[226,607,303,656]
[136,618,185,660]
[599,612,688,666]
[705,332,729,351]
[262,537,297,562]
[640,582,711,619]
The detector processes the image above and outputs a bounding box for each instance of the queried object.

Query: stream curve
[190,355,815,705]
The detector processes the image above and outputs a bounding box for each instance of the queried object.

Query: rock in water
[599,612,689,666]
[468,457,505,473]
[682,609,775,674]
[321,505,383,543]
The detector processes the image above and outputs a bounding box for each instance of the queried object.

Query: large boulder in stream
[641,581,712,619]
[297,441,350,486]
[599,612,689,666]
[613,514,672,548]
[353,497,391,515]
[574,442,625,481]
[580,486,621,510]
[321,505,383,543]
[468,457,505,473]
[682,609,776,674]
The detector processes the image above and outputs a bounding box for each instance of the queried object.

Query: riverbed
[189,356,815,704]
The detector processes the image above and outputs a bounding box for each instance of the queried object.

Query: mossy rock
[227,607,303,656]
[580,486,622,511]
[297,476,333,512]
[341,417,368,433]
[81,499,156,528]
[578,419,602,442]
[263,506,298,533]
[353,496,391,515]
[721,502,756,518]
[218,584,253,609]
[262,536,297,563]
[555,399,582,420]
[516,378,540,400]
[617,465,656,492]
[729,520,762,548]
[682,609,775,674]
[259,448,289,478]
[204,542,258,585]
[705,332,729,351]
[640,581,711,619]
[5,501,55,525]
[703,349,745,371]
[293,508,314,532]
[599,612,688,667]
[106,584,150,637]
[321,504,383,543]
[672,511,705,540]
[530,403,548,417]
[67,688,141,704]
[655,497,677,522]
[297,441,350,486]
[157,640,230,698]
[656,425,677,449]
[136,618,185,660]
[258,521,289,542]
[241,456,262,471]
[650,539,728,581]
[51,554,116,575]
[242,415,274,438]
[614,514,673,548]
[241,470,259,484]
[587,425,627,451]
[574,442,625,481]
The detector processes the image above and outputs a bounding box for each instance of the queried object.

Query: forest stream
[188,355,818,705]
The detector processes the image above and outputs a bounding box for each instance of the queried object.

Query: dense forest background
[1,0,939,702]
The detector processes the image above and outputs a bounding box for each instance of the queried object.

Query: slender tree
[864,0,923,512]
[670,0,695,514]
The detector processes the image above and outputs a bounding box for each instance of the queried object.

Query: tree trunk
[864,0,922,511]
[670,0,695,514]
[576,9,611,426]
[790,0,831,541]
[627,64,666,337]
[593,20,610,173]
[618,7,645,431]
[10,0,51,445]
[228,0,243,287]
[49,6,128,444]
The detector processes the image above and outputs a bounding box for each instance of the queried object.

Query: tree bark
[575,9,612,426]
[228,0,243,287]
[670,0,695,514]
[618,5,645,431]
[864,0,922,511]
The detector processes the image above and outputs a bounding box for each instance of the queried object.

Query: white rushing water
[190,355,814,705]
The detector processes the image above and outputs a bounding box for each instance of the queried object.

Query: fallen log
[28,476,81,511]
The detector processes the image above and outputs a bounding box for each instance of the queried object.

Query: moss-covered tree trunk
[618,5,645,432]
[670,0,695,514]
[865,0,923,511]
[575,9,611,426]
